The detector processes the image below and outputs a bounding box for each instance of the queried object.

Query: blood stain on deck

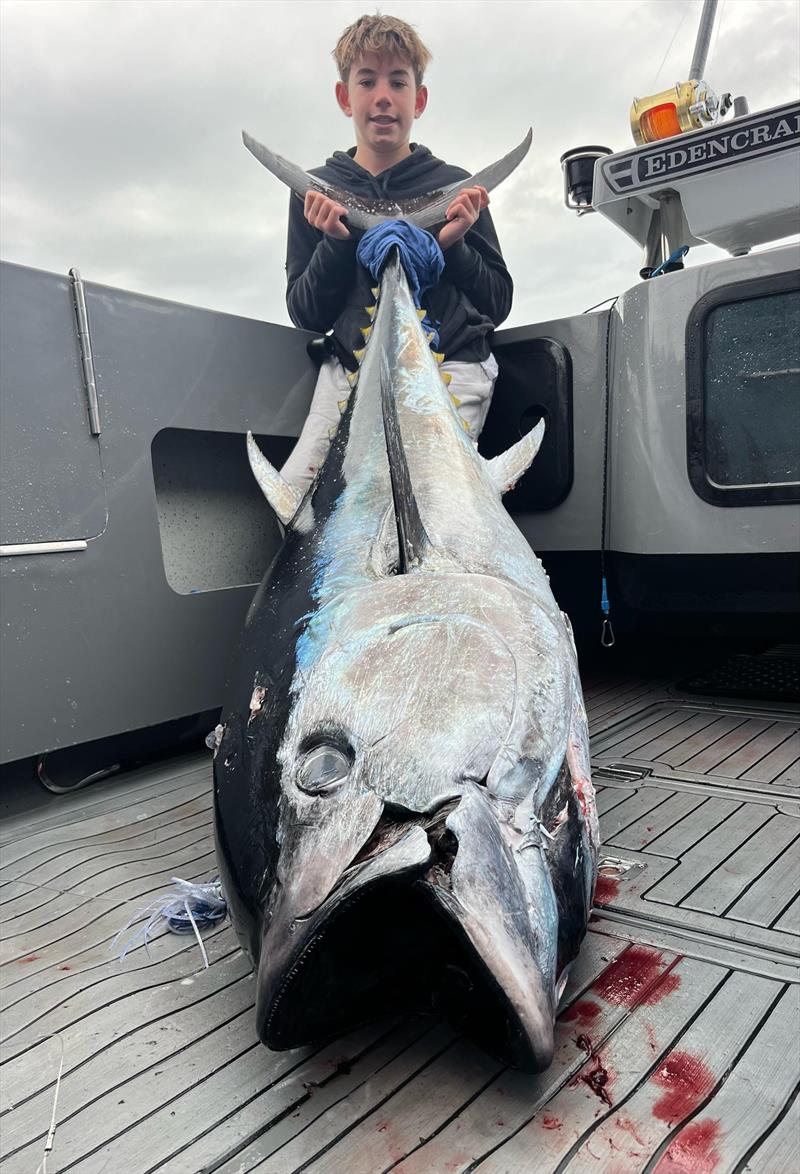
[594,874,620,903]
[593,944,681,1007]
[560,998,602,1025]
[652,1051,716,1123]
[574,1033,615,1106]
[617,1114,648,1146]
[653,1118,722,1173]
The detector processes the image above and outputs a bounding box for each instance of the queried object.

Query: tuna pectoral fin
[483,419,546,495]
[246,432,302,526]
[421,783,556,1071]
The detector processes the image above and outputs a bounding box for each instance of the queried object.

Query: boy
[281,14,513,492]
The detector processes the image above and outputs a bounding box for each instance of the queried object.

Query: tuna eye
[297,745,351,795]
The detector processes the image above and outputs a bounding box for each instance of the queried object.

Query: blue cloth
[356,221,445,348]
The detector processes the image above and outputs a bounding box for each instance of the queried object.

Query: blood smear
[594,874,620,904]
[560,999,602,1025]
[593,945,680,1009]
[652,1052,716,1124]
[653,1118,721,1173]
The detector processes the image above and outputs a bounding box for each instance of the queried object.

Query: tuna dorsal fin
[483,419,546,494]
[242,129,532,232]
[246,432,303,525]
[380,347,429,572]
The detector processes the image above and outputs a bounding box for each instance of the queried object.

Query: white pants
[281,353,499,493]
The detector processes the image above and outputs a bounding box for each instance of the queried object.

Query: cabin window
[686,273,800,506]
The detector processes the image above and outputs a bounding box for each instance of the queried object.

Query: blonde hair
[333,14,432,86]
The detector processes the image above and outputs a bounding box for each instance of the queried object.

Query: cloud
[2,0,798,329]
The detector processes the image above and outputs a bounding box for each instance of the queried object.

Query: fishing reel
[630,80,733,145]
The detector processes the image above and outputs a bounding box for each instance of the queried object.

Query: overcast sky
[2,0,798,330]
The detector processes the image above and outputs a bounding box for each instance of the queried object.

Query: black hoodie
[285,144,513,371]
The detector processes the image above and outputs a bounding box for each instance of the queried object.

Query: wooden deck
[1,661,798,1173]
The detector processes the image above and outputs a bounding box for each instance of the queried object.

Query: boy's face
[336,53,427,156]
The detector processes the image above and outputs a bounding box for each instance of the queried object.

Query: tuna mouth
[257,801,554,1071]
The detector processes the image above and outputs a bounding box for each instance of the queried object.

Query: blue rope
[650,245,689,278]
[601,576,610,618]
[356,221,444,349]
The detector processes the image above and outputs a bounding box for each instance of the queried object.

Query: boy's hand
[304,191,351,240]
[437,186,489,251]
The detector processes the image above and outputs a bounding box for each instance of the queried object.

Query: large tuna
[213,135,598,1072]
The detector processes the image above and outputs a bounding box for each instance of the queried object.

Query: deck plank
[773,893,800,935]
[0,772,211,871]
[0,839,215,975]
[682,815,799,917]
[592,709,689,757]
[742,1091,800,1174]
[558,970,782,1172]
[595,786,636,816]
[742,732,800,786]
[2,793,212,888]
[597,788,672,841]
[1,852,216,1040]
[162,1018,437,1174]
[645,796,741,858]
[0,758,210,854]
[397,954,721,1174]
[1,818,213,944]
[0,925,237,1073]
[676,717,775,774]
[713,723,798,779]
[645,805,773,908]
[631,709,729,761]
[0,952,254,1156]
[72,1024,457,1174]
[586,681,669,728]
[607,791,705,853]
[651,985,800,1174]
[725,836,800,928]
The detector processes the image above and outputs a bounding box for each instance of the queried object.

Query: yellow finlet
[432,352,445,365]
[337,399,348,414]
[365,305,377,319]
[441,371,453,386]
[425,331,436,345]
[328,425,338,439]
[346,371,358,386]
[371,286,379,299]
[353,347,366,363]
[450,393,462,407]
[460,416,471,433]
[417,309,427,321]
[361,325,373,342]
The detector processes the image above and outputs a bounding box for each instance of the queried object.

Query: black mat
[677,646,800,702]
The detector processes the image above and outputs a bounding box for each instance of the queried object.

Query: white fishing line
[35,1034,65,1174]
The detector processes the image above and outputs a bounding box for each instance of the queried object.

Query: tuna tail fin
[483,419,546,494]
[404,128,533,230]
[378,285,429,572]
[242,129,532,232]
[246,432,303,526]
